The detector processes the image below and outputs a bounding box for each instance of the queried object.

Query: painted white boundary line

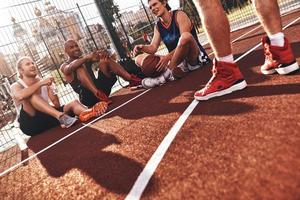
[125,16,300,200]
[208,24,262,57]
[0,89,151,177]
[125,100,199,200]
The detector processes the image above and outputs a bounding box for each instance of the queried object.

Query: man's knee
[68,99,80,107]
[29,93,41,103]
[178,32,194,47]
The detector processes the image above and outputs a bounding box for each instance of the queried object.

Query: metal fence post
[94,0,129,60]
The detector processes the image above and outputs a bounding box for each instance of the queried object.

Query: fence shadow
[27,126,155,195]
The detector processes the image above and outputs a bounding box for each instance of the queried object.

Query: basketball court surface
[0,10,300,200]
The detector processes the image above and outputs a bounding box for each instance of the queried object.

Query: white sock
[163,68,172,78]
[217,54,234,63]
[269,32,284,47]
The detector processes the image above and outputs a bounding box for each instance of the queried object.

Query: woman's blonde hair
[16,56,32,79]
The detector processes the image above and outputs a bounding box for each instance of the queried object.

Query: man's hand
[40,77,54,87]
[86,51,100,62]
[133,45,144,57]
[98,50,110,61]
[156,55,170,72]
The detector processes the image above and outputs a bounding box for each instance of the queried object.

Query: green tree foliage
[221,0,251,13]
[179,0,202,30]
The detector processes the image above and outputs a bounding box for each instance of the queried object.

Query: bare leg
[193,0,231,58]
[253,0,282,35]
[168,32,200,69]
[100,58,132,81]
[29,94,63,119]
[76,67,99,95]
[63,100,86,116]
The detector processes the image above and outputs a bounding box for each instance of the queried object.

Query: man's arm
[176,10,193,35]
[10,78,52,102]
[133,26,162,56]
[60,52,99,75]
[47,85,60,108]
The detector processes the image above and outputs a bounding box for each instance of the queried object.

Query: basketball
[136,54,162,77]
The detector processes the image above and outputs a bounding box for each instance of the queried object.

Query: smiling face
[148,0,168,17]
[17,57,38,78]
[64,40,82,59]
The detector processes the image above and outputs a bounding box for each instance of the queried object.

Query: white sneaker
[187,62,203,71]
[162,68,175,81]
[142,75,166,89]
[177,61,189,72]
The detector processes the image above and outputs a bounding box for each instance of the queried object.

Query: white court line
[125,16,300,200]
[208,24,262,57]
[0,89,151,177]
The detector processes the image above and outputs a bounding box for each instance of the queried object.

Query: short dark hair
[148,0,171,11]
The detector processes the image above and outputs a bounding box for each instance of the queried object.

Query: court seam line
[125,16,300,200]
[0,89,151,177]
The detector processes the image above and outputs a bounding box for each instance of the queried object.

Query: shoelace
[202,67,218,92]
[264,43,274,63]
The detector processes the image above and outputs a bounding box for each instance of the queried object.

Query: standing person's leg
[254,0,282,36]
[193,0,247,100]
[253,0,299,74]
[194,0,232,59]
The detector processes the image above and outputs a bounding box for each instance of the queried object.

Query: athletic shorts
[18,106,64,136]
[79,71,117,108]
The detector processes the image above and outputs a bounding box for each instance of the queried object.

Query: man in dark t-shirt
[61,40,143,107]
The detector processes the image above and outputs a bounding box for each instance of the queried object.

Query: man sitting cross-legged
[10,56,107,136]
[61,40,143,107]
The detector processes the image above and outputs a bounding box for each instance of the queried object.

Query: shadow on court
[27,127,155,195]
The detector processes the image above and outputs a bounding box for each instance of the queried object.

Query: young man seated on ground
[10,56,108,136]
[61,40,143,108]
[133,0,211,89]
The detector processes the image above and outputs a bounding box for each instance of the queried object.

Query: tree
[180,0,202,31]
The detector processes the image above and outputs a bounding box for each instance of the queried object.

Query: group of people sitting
[10,0,299,136]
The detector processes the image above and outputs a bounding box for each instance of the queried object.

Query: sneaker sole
[141,78,166,89]
[261,68,277,75]
[261,62,299,75]
[129,85,143,90]
[61,118,77,128]
[276,62,299,75]
[194,80,247,101]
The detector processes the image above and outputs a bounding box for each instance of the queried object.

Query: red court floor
[1,10,300,200]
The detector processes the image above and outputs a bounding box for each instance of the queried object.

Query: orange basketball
[139,54,162,77]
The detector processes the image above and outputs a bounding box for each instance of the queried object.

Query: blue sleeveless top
[156,10,204,53]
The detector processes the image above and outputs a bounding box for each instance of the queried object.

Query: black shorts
[18,106,64,136]
[79,71,117,108]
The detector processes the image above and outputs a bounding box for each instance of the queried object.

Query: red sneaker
[194,59,247,101]
[129,74,142,89]
[260,36,299,75]
[95,89,112,105]
[79,101,108,122]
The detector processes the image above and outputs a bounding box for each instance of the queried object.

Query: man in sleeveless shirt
[133,0,211,88]
[10,57,107,136]
[61,40,143,107]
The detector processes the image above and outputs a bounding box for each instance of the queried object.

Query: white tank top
[16,79,50,115]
